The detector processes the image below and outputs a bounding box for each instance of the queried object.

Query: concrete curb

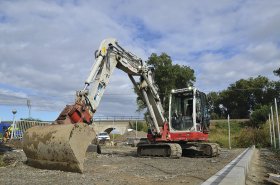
[201,145,255,185]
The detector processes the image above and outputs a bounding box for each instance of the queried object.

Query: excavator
[22,38,220,173]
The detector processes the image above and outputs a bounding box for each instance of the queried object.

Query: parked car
[97,132,110,141]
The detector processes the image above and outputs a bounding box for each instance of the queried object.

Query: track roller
[182,142,221,157]
[137,143,182,158]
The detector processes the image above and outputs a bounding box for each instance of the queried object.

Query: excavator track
[201,143,220,157]
[137,143,182,158]
[182,142,221,157]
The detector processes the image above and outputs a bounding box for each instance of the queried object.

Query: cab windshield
[170,92,194,131]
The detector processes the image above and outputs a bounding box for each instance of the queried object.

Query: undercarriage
[137,142,220,158]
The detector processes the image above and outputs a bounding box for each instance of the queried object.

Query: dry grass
[209,120,243,148]
[209,119,270,148]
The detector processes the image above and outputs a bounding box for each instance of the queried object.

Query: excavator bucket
[23,123,96,173]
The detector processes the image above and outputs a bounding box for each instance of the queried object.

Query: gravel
[0,144,244,185]
[246,148,280,185]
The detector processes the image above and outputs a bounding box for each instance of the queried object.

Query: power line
[204,87,276,93]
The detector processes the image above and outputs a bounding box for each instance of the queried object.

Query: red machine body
[147,122,209,142]
[54,101,92,125]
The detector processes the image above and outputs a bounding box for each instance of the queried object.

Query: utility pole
[219,104,231,149]
[27,99,31,118]
[271,106,277,149]
[269,114,273,147]
[113,117,115,143]
[228,114,231,150]
[136,120,138,138]
[275,98,280,148]
[11,109,17,139]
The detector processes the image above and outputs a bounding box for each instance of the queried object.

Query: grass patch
[109,134,122,140]
[209,119,270,148]
[209,120,243,148]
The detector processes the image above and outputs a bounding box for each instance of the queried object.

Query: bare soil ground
[0,143,244,185]
[246,148,280,185]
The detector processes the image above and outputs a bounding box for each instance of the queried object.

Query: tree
[274,67,280,77]
[209,76,278,119]
[207,92,221,119]
[20,117,42,122]
[129,121,149,132]
[250,105,270,127]
[136,53,196,113]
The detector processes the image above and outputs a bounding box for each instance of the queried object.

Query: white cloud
[196,42,280,92]
[0,0,279,119]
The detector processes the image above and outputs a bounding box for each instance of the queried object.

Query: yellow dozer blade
[23,123,96,173]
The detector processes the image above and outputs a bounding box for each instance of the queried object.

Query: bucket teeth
[23,123,96,173]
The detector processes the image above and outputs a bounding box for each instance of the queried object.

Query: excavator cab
[169,87,210,132]
[138,87,218,158]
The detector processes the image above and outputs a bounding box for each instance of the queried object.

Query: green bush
[250,105,270,128]
[20,117,42,122]
[235,123,270,148]
[129,121,148,132]
[210,112,219,120]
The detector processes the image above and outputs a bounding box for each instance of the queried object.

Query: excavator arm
[56,38,165,134]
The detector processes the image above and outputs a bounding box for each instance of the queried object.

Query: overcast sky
[0,0,279,121]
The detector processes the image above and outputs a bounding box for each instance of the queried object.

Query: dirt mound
[4,139,23,149]
[115,130,147,142]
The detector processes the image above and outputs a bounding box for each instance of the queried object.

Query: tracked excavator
[23,38,220,173]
